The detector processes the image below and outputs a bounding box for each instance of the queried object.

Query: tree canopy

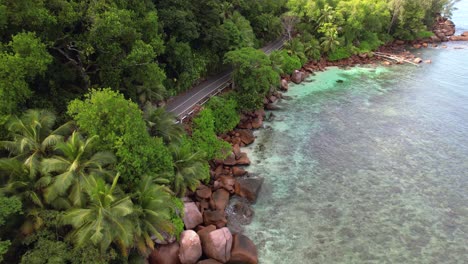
[0,0,459,262]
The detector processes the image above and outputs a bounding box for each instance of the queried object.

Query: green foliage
[21,235,70,264]
[0,195,22,262]
[170,197,184,239]
[0,240,10,263]
[131,175,177,256]
[0,32,52,118]
[270,50,302,76]
[0,0,460,262]
[62,174,134,255]
[67,89,146,151]
[192,109,231,161]
[283,38,308,64]
[416,30,434,39]
[115,136,173,185]
[143,106,185,144]
[328,47,352,61]
[41,132,116,208]
[67,89,173,185]
[224,47,279,111]
[0,110,73,197]
[0,196,22,226]
[206,96,240,134]
[164,38,208,93]
[302,36,322,61]
[20,230,117,264]
[357,32,383,53]
[170,137,210,197]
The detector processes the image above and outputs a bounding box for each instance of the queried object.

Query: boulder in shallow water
[280,79,289,91]
[223,153,237,166]
[430,35,441,42]
[450,35,468,41]
[291,70,305,84]
[179,230,202,264]
[251,117,263,129]
[226,196,254,234]
[236,153,251,166]
[229,234,258,264]
[235,129,255,146]
[232,166,247,177]
[265,103,281,111]
[232,144,241,159]
[413,58,423,64]
[234,176,264,203]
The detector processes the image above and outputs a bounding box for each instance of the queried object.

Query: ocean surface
[243,2,468,263]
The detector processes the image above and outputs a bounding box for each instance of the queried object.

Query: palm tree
[170,140,209,197]
[0,159,48,234]
[135,81,166,106]
[219,2,234,20]
[143,105,184,144]
[0,109,73,177]
[62,174,134,256]
[41,131,116,208]
[0,158,44,207]
[319,23,340,54]
[317,4,337,26]
[131,175,177,257]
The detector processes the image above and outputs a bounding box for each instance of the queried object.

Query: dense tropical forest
[0,0,458,263]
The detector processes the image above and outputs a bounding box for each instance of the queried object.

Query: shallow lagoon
[244,4,468,263]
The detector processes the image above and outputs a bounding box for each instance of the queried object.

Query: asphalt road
[166,37,286,120]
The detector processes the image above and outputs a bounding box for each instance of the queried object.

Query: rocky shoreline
[147,18,467,264]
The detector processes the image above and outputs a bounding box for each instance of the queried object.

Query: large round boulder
[232,167,247,177]
[280,79,289,91]
[214,176,236,193]
[200,227,233,263]
[291,70,305,84]
[212,189,230,211]
[229,234,258,264]
[234,176,264,203]
[179,230,202,264]
[183,202,203,230]
[235,130,255,146]
[203,210,228,228]
[196,185,212,200]
[235,153,251,166]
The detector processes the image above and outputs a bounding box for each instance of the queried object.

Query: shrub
[192,109,230,160]
[416,30,434,39]
[328,47,352,61]
[206,96,240,134]
[269,50,302,75]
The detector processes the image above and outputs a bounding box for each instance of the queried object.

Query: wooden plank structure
[373,52,420,66]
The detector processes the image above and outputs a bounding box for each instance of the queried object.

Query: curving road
[166,37,286,120]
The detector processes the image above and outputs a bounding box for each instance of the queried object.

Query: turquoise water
[244,3,468,264]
